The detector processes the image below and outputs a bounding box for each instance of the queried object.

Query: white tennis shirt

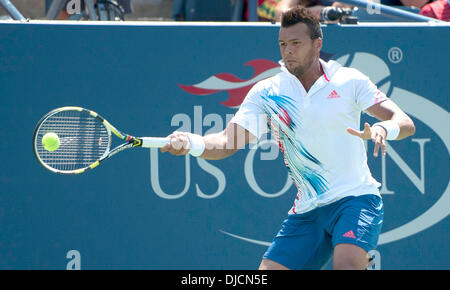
[230,59,387,214]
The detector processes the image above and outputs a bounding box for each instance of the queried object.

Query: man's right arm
[160,122,257,160]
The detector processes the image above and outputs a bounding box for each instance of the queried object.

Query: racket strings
[35,110,110,171]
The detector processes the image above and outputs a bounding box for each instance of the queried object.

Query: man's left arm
[347,99,416,157]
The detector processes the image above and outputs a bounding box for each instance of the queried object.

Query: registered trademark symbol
[388,47,403,64]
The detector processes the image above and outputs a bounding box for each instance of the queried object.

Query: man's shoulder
[321,59,367,83]
[252,72,284,90]
[337,65,366,77]
[333,65,369,83]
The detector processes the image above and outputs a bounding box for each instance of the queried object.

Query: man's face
[278,22,321,77]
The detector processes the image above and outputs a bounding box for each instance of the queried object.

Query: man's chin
[286,64,301,75]
[293,66,306,77]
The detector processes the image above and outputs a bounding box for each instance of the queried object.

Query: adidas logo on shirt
[327,90,341,99]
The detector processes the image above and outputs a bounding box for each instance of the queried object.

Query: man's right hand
[160,131,191,156]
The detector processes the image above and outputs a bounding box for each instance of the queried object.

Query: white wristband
[373,121,400,140]
[187,133,205,157]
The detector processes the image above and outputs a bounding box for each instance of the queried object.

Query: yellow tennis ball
[42,132,60,152]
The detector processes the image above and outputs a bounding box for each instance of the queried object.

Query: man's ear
[315,38,323,51]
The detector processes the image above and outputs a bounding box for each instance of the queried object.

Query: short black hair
[281,6,323,40]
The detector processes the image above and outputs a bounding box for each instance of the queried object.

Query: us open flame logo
[178,59,281,108]
[176,53,450,248]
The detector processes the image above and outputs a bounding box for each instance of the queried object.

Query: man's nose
[286,44,294,54]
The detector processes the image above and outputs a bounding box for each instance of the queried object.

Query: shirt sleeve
[229,84,269,140]
[354,72,388,112]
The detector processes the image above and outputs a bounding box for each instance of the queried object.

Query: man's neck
[296,60,323,93]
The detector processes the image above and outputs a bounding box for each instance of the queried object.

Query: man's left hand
[347,122,387,157]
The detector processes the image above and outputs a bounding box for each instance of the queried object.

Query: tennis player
[161,6,415,270]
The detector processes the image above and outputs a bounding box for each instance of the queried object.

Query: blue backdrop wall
[0,21,449,269]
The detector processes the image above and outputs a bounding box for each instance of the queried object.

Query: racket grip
[140,137,170,148]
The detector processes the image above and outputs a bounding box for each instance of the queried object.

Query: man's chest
[276,82,360,132]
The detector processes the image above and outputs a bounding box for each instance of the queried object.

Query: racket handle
[140,137,170,148]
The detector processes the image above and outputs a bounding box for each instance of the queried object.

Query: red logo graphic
[343,230,356,239]
[178,59,280,108]
[327,90,341,99]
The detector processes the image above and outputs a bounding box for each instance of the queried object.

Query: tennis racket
[33,106,169,174]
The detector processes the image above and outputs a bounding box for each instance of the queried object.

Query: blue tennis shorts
[263,194,384,270]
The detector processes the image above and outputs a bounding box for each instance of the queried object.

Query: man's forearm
[161,123,252,159]
[367,99,415,141]
[200,132,238,160]
[390,113,416,140]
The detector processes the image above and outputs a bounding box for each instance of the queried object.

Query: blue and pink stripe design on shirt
[260,91,328,207]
